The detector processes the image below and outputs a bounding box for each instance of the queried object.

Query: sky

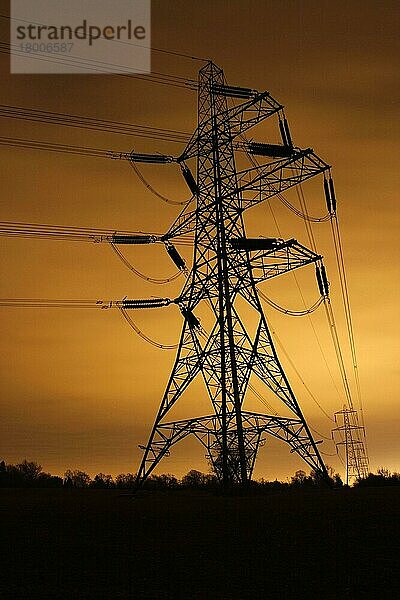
[0,0,399,481]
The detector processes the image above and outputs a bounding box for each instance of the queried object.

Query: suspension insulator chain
[121,297,174,309]
[165,242,187,271]
[315,263,330,297]
[323,173,337,214]
[278,112,293,149]
[180,162,200,196]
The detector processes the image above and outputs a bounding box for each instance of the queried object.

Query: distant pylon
[332,407,369,485]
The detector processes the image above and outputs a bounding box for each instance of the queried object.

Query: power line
[128,160,193,206]
[0,104,190,143]
[0,220,193,246]
[258,288,324,316]
[0,221,159,240]
[248,382,277,415]
[110,242,182,284]
[252,153,345,406]
[0,298,117,308]
[0,12,208,63]
[0,41,198,90]
[281,167,368,472]
[330,214,367,431]
[119,307,179,350]
[267,316,335,423]
[0,135,131,159]
[0,296,181,348]
[277,192,330,222]
[323,298,353,409]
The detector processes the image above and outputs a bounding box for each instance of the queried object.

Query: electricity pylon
[136,61,332,486]
[332,407,369,485]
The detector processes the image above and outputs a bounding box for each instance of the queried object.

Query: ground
[1,487,398,599]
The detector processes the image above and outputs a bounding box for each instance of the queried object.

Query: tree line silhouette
[1,459,399,489]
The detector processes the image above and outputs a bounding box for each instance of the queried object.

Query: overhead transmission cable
[0,13,208,63]
[277,191,330,222]
[0,104,190,143]
[292,168,356,410]
[242,131,348,457]
[248,382,277,415]
[0,221,192,282]
[110,243,182,284]
[0,298,118,309]
[242,140,341,423]
[0,221,162,242]
[292,170,318,254]
[0,221,194,247]
[220,117,336,430]
[265,314,339,453]
[282,162,366,465]
[0,106,192,206]
[292,168,361,416]
[0,41,198,90]
[267,316,334,423]
[257,288,324,316]
[243,139,344,405]
[329,210,366,431]
[0,135,195,184]
[128,159,193,206]
[0,135,132,159]
[0,297,179,349]
[119,308,179,350]
[323,294,354,409]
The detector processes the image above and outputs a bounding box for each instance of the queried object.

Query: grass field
[1,487,398,599]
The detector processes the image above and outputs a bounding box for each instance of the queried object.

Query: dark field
[1,487,399,599]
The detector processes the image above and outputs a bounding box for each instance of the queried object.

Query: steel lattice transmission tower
[332,408,369,485]
[136,62,332,486]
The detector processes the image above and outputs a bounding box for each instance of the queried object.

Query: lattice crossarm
[248,240,321,283]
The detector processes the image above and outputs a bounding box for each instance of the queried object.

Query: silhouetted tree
[115,473,137,489]
[36,472,63,488]
[181,469,213,488]
[16,460,43,483]
[0,460,63,488]
[377,467,392,478]
[0,460,10,487]
[354,468,400,487]
[145,473,179,490]
[90,473,115,489]
[289,466,341,488]
[256,477,288,491]
[333,473,344,487]
[64,469,91,488]
[291,469,309,486]
[1,463,23,487]
[309,465,340,487]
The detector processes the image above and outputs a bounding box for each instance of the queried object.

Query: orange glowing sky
[0,0,399,481]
